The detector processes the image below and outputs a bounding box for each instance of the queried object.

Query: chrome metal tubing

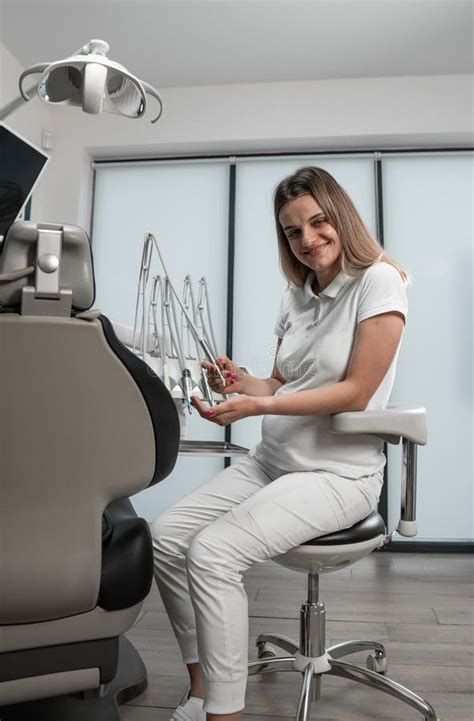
[328,659,438,720]
[248,655,296,676]
[300,600,325,658]
[296,663,315,721]
[401,439,417,522]
[257,633,299,655]
[327,639,385,660]
[307,572,319,603]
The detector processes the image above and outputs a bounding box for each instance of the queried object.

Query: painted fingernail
[230,379,235,384]
[207,409,214,416]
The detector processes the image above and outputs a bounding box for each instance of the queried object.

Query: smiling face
[278,194,342,291]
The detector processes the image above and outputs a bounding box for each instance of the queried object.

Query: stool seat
[303,511,386,546]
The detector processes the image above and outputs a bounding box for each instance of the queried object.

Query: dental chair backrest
[0,221,179,625]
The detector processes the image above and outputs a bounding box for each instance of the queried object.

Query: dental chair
[0,221,180,720]
[248,405,439,720]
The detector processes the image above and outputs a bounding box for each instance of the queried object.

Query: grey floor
[122,552,473,721]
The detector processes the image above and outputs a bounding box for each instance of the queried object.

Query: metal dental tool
[145,233,226,388]
[162,278,188,406]
[181,275,215,407]
[133,233,154,358]
[197,276,229,401]
[150,275,165,368]
[130,232,227,419]
[197,277,219,359]
[168,279,194,414]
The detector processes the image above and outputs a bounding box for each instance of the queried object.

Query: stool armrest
[329,406,428,539]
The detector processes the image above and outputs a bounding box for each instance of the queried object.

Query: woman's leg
[185,467,383,716]
[150,455,275,703]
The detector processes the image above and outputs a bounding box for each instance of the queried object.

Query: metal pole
[0,85,36,121]
[401,439,417,522]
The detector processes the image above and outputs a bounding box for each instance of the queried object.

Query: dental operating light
[0,39,163,123]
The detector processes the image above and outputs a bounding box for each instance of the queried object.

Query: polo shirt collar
[303,270,351,301]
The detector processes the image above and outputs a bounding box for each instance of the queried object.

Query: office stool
[248,405,438,721]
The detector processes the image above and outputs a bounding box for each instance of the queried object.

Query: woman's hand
[191,393,264,426]
[202,354,247,395]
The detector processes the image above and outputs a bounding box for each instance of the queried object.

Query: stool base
[249,571,437,720]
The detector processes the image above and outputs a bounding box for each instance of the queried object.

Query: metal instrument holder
[178,440,249,457]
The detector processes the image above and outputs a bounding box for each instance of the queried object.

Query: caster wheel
[366,652,388,674]
[255,642,279,683]
[257,642,277,661]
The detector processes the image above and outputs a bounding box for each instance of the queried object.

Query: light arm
[0,82,37,122]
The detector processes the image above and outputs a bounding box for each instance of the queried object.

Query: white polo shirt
[250,261,408,478]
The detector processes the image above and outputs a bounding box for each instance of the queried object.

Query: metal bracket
[35,228,63,299]
[20,227,73,317]
[21,286,72,317]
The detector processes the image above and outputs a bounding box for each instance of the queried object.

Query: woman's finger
[190,396,227,424]
[190,395,214,418]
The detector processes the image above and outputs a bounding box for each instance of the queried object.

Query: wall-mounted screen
[0,123,49,244]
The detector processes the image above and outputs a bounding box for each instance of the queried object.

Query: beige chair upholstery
[0,221,180,715]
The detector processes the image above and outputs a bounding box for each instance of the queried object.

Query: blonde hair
[274,166,409,287]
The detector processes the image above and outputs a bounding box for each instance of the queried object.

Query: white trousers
[150,453,383,714]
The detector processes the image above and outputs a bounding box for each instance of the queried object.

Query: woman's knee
[185,526,226,576]
[185,523,246,583]
[150,511,182,562]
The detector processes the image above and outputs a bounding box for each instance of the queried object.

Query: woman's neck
[312,265,341,294]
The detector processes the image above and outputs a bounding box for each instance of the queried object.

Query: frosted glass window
[231,156,376,452]
[384,154,473,541]
[92,161,229,518]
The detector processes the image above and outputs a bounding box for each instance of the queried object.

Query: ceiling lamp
[1,39,163,123]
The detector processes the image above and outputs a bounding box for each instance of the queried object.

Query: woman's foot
[170,695,206,721]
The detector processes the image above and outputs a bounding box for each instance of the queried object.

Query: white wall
[1,49,471,230]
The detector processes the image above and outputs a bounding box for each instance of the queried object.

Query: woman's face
[279,194,342,285]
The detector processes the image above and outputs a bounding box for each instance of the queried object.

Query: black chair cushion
[99,499,153,611]
[303,510,386,546]
[99,314,180,488]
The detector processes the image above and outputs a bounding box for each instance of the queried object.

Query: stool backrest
[329,405,428,538]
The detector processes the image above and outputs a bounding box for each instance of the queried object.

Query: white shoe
[170,695,206,721]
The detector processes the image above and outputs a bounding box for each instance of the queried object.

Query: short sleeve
[357,262,408,325]
[274,288,290,337]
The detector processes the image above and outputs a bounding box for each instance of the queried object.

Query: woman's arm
[260,311,405,416]
[192,312,404,425]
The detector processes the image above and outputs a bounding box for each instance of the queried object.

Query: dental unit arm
[112,233,238,436]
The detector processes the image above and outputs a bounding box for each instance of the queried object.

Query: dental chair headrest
[0,221,95,314]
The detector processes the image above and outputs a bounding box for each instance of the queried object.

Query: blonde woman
[151,166,408,721]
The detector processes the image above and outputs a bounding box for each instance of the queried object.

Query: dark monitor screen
[0,124,49,243]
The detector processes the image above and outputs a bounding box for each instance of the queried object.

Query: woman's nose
[301,226,319,247]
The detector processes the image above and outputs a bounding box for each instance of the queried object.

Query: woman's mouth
[307,241,330,256]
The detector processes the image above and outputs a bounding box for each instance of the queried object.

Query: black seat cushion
[99,499,153,611]
[303,510,386,546]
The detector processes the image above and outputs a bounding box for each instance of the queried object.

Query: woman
[151,166,408,721]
